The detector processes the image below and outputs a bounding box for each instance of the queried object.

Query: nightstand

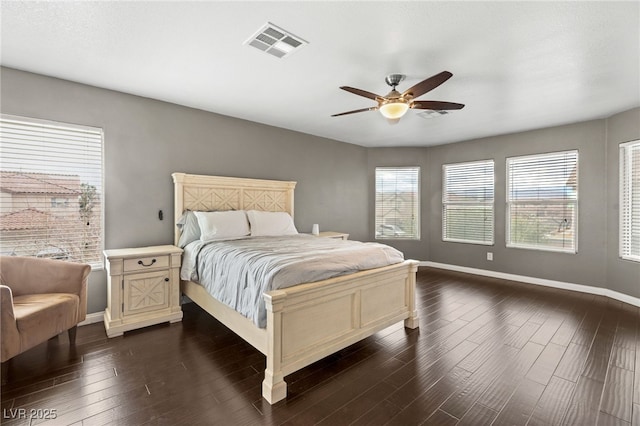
[103,245,183,337]
[316,231,349,240]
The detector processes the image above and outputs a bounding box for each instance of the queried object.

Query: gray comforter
[181,234,404,328]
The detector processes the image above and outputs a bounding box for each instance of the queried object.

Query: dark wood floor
[1,267,639,425]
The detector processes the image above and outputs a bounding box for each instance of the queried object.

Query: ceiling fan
[331,71,464,123]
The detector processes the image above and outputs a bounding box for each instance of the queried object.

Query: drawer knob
[164,278,170,282]
[138,259,157,267]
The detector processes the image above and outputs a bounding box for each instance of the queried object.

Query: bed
[172,172,419,404]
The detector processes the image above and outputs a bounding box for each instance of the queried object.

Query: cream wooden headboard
[172,173,297,245]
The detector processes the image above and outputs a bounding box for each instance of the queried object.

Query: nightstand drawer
[123,255,169,272]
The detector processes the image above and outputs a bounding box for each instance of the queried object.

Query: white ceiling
[1,1,638,148]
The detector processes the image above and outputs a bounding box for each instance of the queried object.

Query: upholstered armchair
[0,256,91,363]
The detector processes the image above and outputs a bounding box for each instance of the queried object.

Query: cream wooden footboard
[262,259,418,403]
[173,173,419,404]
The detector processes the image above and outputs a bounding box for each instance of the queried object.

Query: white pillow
[247,210,298,236]
[194,210,250,241]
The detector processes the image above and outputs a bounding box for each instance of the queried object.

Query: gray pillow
[176,210,201,248]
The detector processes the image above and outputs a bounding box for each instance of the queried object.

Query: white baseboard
[78,311,104,327]
[421,261,640,308]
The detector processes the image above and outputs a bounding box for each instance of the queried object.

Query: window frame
[442,159,495,245]
[619,139,640,262]
[374,166,420,241]
[506,150,579,254]
[0,114,105,269]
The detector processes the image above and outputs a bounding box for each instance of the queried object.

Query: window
[506,150,578,253]
[51,198,70,208]
[0,115,104,267]
[375,167,420,240]
[443,160,494,245]
[620,140,640,262]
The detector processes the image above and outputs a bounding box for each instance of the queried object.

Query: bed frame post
[262,290,287,404]
[404,261,420,329]
[171,173,186,246]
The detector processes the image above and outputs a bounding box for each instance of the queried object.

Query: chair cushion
[13,293,79,352]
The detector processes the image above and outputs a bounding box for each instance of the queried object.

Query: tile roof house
[0,207,51,231]
[0,171,81,196]
[0,171,83,258]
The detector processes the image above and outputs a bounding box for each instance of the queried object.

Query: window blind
[620,140,640,262]
[506,150,578,253]
[375,167,420,240]
[443,160,494,245]
[0,115,104,267]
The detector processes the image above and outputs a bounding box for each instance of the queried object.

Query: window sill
[506,244,577,255]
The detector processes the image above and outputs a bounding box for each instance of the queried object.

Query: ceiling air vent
[244,22,308,59]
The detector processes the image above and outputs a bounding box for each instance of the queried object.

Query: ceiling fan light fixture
[331,71,464,120]
[379,101,409,119]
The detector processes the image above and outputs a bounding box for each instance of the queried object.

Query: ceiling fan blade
[340,86,381,100]
[402,71,453,98]
[411,101,465,110]
[331,107,378,117]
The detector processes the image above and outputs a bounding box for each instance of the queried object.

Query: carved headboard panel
[172,173,297,245]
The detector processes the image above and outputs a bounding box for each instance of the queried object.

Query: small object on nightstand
[316,231,349,240]
[103,245,183,337]
[312,223,319,235]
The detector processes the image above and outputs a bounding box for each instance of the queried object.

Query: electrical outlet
[487,252,493,261]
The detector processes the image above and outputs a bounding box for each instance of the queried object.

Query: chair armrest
[1,285,20,363]
[0,256,91,297]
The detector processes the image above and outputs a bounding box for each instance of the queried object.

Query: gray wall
[606,108,640,297]
[0,67,369,313]
[426,120,609,289]
[1,67,638,314]
[365,113,638,298]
